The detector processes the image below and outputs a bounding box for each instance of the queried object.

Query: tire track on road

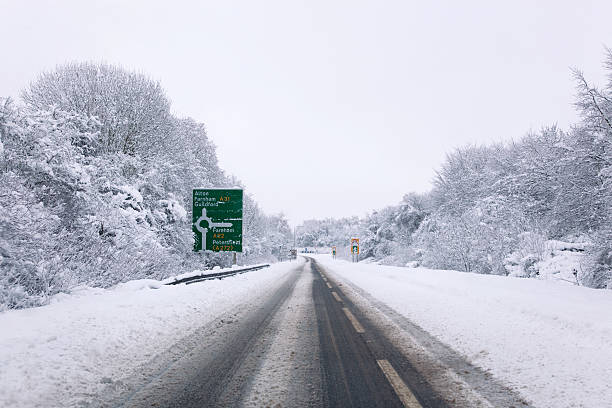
[114,265,303,408]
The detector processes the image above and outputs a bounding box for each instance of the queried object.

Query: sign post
[192,188,243,265]
[350,238,359,262]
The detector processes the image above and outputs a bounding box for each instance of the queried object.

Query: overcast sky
[2,0,612,225]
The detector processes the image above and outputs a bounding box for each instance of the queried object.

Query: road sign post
[351,238,359,262]
[193,189,243,259]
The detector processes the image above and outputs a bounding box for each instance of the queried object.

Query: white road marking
[342,307,365,333]
[377,359,422,408]
[331,292,342,302]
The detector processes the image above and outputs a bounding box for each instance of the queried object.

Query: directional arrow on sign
[194,208,233,248]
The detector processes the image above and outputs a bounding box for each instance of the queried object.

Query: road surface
[101,258,530,408]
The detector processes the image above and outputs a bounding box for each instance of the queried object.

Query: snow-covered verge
[0,261,300,408]
[330,237,598,289]
[313,255,612,408]
[503,239,587,284]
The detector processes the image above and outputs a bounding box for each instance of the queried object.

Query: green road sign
[193,188,243,252]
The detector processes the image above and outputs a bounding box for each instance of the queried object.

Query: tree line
[298,52,612,289]
[0,62,292,310]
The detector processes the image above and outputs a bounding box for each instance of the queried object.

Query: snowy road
[110,257,415,407]
[97,258,526,408]
[309,259,528,408]
[115,261,320,407]
[7,255,606,407]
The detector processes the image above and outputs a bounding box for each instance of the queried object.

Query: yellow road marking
[331,291,342,302]
[342,307,365,333]
[326,282,332,289]
[377,359,422,408]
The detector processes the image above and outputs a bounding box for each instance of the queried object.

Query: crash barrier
[165,264,271,286]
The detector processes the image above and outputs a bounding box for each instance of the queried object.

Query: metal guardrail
[165,264,271,286]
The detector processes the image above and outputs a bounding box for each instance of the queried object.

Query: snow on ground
[504,239,587,284]
[0,260,301,408]
[313,255,612,408]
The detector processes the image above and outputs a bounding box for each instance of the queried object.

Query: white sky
[2,0,612,226]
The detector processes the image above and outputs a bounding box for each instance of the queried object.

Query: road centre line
[342,307,365,333]
[331,291,342,302]
[377,359,422,408]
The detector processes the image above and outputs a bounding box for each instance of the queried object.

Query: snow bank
[313,255,612,408]
[504,239,587,284]
[0,261,300,408]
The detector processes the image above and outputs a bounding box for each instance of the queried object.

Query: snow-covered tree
[1,64,294,309]
[22,62,173,158]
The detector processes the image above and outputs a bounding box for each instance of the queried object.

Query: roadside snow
[0,261,300,408]
[313,255,612,408]
[504,239,586,284]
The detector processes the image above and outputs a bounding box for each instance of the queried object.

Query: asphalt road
[311,260,443,408]
[107,257,529,408]
[112,265,306,408]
